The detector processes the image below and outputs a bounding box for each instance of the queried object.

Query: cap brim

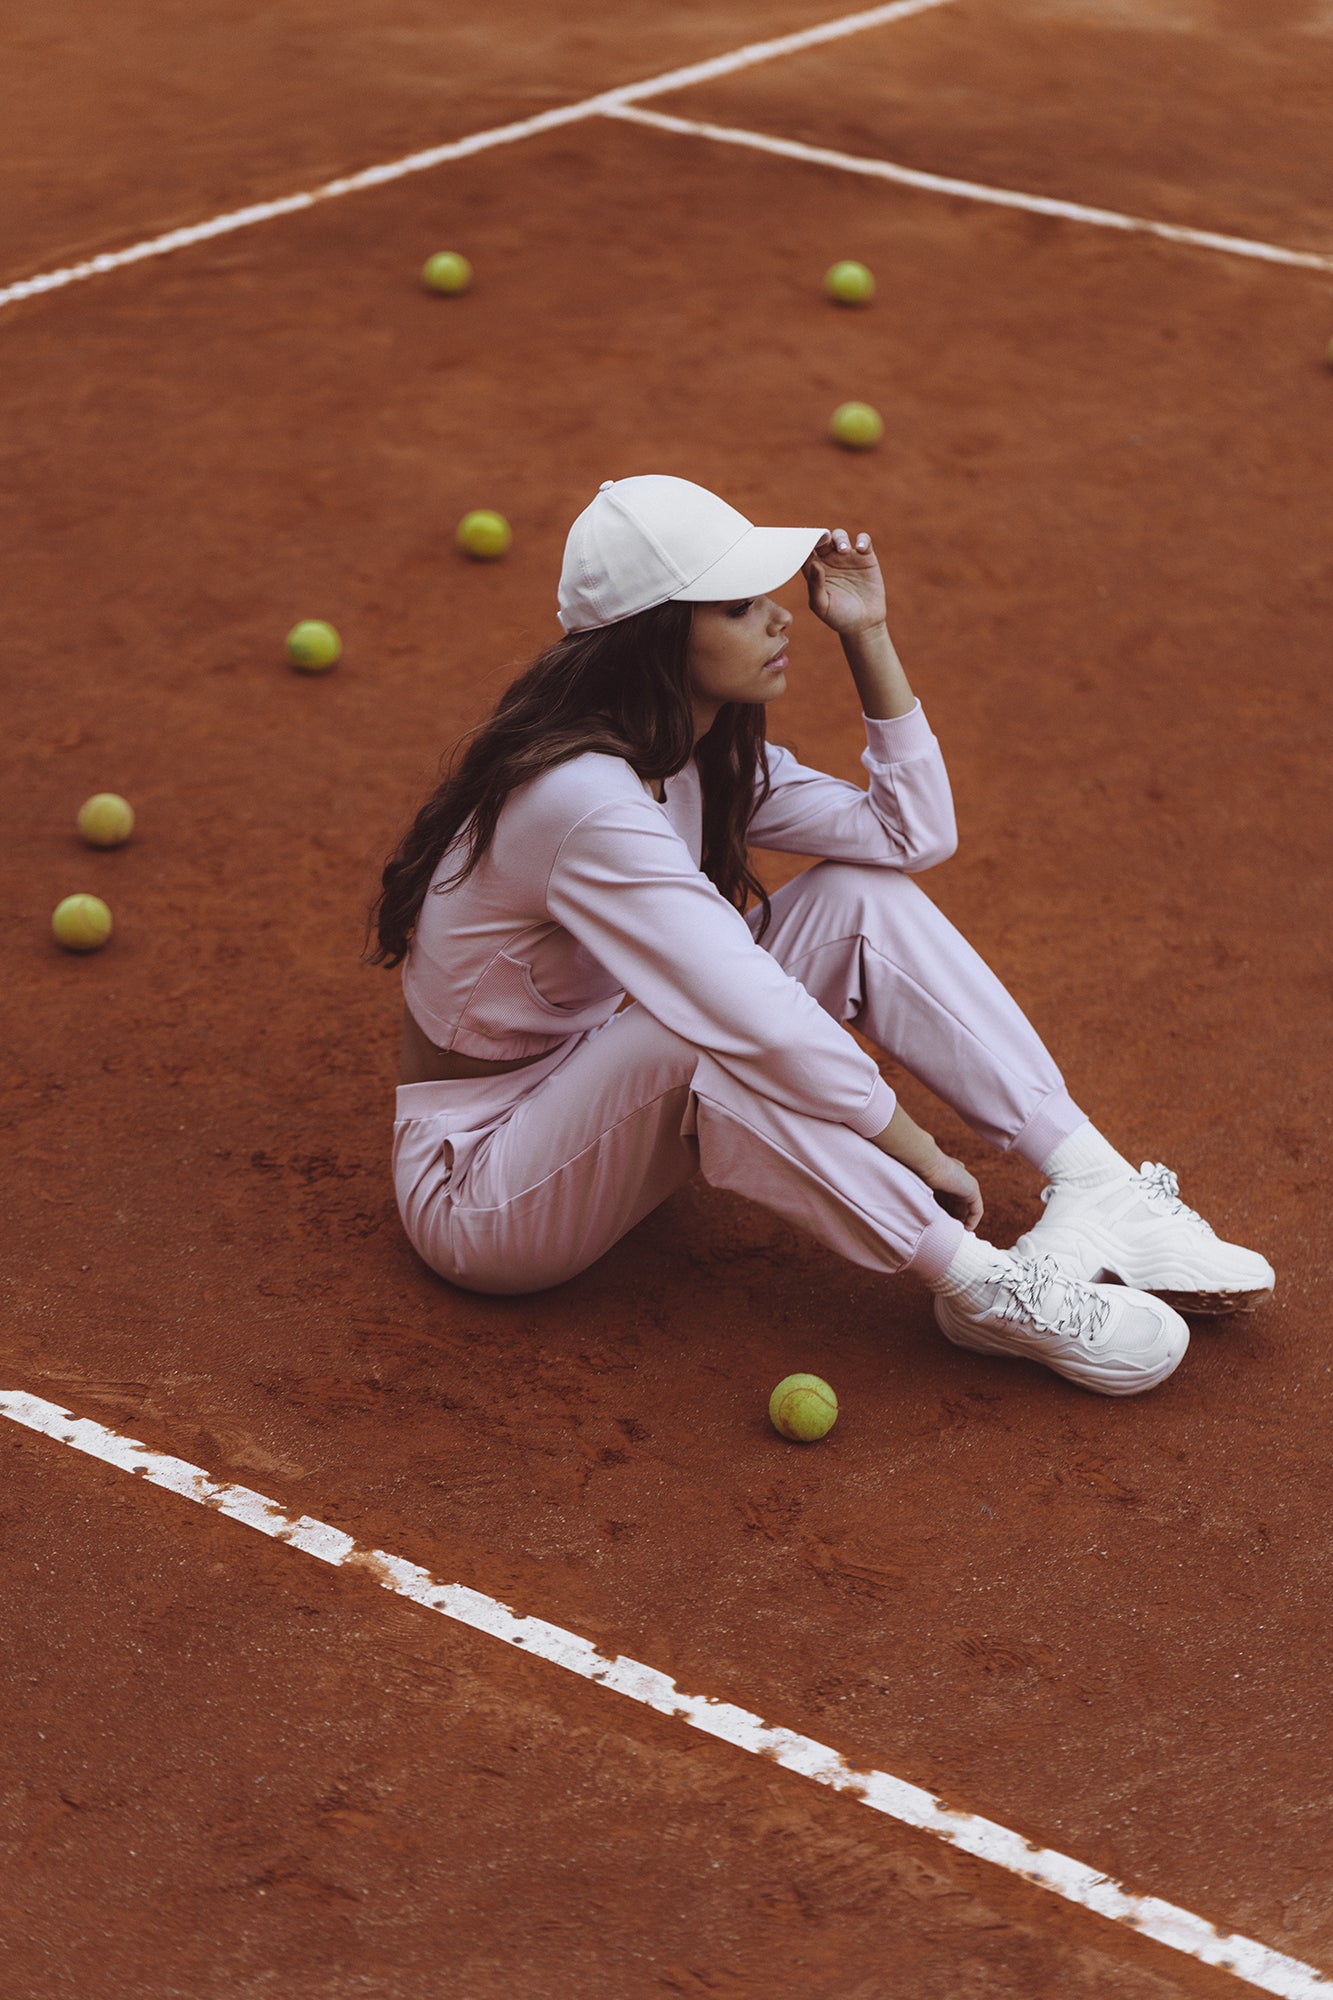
[669,525,826,604]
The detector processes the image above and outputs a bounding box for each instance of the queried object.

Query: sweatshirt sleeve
[747,701,957,871]
[544,797,895,1138]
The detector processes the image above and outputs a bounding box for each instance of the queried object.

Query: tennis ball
[457,509,512,560]
[825,260,875,305]
[286,620,342,672]
[76,793,135,848]
[422,252,473,295]
[830,401,884,449]
[769,1373,838,1443]
[53,893,113,953]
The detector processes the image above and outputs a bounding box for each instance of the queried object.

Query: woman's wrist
[840,623,916,720]
[868,1104,943,1176]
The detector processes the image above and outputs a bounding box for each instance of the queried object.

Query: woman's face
[686,595,793,732]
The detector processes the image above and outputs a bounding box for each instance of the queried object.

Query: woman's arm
[747,527,957,869]
[544,792,897,1139]
[840,622,916,721]
[868,1102,984,1231]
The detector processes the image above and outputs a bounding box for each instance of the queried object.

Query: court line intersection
[0,0,955,310]
[3,0,1330,316]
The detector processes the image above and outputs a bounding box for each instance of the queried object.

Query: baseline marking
[606,105,1333,275]
[2,1388,1328,2000]
[0,0,954,312]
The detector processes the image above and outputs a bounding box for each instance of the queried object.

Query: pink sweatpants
[392,861,1086,1296]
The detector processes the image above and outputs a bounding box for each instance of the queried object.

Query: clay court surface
[3,1,1332,1993]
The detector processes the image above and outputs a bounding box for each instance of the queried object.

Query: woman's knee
[788,858,923,919]
[763,859,930,961]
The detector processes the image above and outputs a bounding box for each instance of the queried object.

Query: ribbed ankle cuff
[1010,1090,1089,1171]
[903,1212,969,1288]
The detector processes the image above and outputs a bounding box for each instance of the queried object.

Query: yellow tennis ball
[53,893,113,953]
[830,401,884,449]
[286,620,342,672]
[769,1373,838,1443]
[825,260,875,305]
[76,792,135,848]
[457,509,512,560]
[422,252,473,295]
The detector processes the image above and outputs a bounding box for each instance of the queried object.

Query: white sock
[929,1230,1008,1297]
[1041,1121,1136,1189]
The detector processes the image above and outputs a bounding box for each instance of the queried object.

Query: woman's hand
[919,1152,985,1233]
[802,529,887,638]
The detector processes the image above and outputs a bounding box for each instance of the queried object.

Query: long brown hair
[367,600,774,968]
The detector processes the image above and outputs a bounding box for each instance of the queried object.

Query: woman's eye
[727,600,754,619]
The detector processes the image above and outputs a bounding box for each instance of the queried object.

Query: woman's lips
[764,650,789,671]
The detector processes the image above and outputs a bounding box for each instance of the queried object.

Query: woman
[371,475,1273,1397]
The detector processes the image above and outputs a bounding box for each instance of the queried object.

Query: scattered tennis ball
[457,509,512,560]
[830,401,884,449]
[422,252,473,295]
[52,893,113,953]
[286,620,342,672]
[825,260,875,305]
[76,793,135,848]
[769,1373,839,1443]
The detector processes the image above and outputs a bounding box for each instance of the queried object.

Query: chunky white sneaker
[933,1247,1189,1396]
[1013,1162,1275,1315]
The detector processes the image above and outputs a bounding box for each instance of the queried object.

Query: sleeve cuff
[845,1073,896,1139]
[861,700,934,765]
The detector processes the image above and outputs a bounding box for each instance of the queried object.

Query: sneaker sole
[1014,1225,1274,1318]
[1119,1282,1271,1317]
[933,1295,1188,1397]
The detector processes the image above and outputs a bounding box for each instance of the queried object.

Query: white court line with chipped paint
[2,1388,1328,1999]
[0,0,953,311]
[606,104,1333,274]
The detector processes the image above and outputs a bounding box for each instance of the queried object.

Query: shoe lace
[1136,1161,1215,1235]
[998,1252,1111,1348]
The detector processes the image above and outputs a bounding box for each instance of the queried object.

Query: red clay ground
[4,2,1332,1995]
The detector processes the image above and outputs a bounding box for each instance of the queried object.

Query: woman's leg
[416,1001,962,1296]
[753,860,1086,1167]
[398,979,1189,1394]
[750,861,1271,1315]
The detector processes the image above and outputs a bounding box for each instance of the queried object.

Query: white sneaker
[933,1247,1189,1396]
[1014,1162,1275,1315]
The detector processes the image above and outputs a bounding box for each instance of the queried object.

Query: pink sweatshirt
[403,700,957,1138]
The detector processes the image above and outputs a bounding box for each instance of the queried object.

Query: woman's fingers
[935,1187,985,1231]
[816,529,874,557]
[928,1155,985,1232]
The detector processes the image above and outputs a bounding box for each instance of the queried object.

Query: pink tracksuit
[393,702,1085,1293]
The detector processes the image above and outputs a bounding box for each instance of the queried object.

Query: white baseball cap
[558,475,826,633]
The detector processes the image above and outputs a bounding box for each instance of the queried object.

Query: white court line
[607,104,1333,274]
[2,1388,1328,1999]
[0,0,954,313]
